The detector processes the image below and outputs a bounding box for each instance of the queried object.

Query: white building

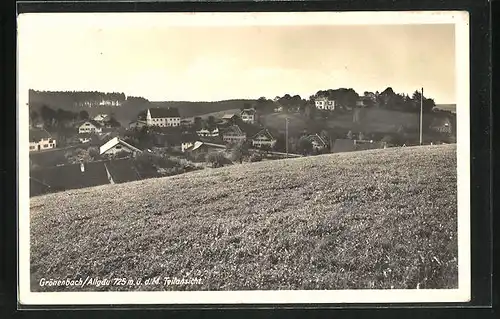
[240,108,256,124]
[196,127,219,137]
[315,97,336,111]
[29,129,56,152]
[78,120,103,134]
[146,107,181,127]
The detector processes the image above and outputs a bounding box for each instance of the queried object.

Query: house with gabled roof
[251,128,276,149]
[99,137,142,157]
[305,134,328,151]
[29,128,57,152]
[196,127,219,137]
[430,116,453,134]
[221,125,246,144]
[78,120,103,134]
[315,97,336,111]
[146,107,181,127]
[240,108,256,124]
[221,113,239,124]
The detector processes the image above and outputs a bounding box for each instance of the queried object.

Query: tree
[40,104,56,127]
[231,143,248,163]
[207,116,216,129]
[346,130,354,140]
[29,110,39,126]
[79,110,89,121]
[107,117,121,128]
[206,151,226,168]
[193,117,203,130]
[297,137,313,155]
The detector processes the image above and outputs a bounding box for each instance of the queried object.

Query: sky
[18,13,457,104]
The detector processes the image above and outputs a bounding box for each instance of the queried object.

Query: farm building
[99,137,142,157]
[251,128,277,149]
[221,125,247,144]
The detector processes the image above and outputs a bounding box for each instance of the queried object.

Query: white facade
[146,109,181,127]
[315,97,336,110]
[196,127,219,137]
[100,137,141,156]
[29,137,57,152]
[79,121,103,134]
[240,109,256,124]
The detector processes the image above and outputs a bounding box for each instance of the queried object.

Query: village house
[430,117,453,134]
[305,134,329,151]
[99,137,142,157]
[93,114,110,126]
[30,158,159,197]
[240,108,256,124]
[221,125,247,144]
[78,133,92,144]
[184,141,226,156]
[29,128,56,152]
[251,128,277,149]
[196,127,219,137]
[315,97,336,111]
[146,107,181,127]
[78,120,103,134]
[221,113,239,124]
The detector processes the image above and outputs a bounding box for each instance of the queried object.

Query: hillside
[30,145,458,291]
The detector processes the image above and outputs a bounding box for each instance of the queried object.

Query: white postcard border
[17,10,471,306]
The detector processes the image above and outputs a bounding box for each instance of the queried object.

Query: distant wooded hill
[28,90,255,126]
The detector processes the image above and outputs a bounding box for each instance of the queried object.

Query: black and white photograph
[17,11,470,305]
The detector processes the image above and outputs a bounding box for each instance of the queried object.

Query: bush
[206,152,227,168]
[249,153,262,162]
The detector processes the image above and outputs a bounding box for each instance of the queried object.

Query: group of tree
[29,89,129,108]
[31,105,121,130]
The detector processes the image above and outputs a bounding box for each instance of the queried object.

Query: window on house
[115,145,122,149]
[30,146,35,150]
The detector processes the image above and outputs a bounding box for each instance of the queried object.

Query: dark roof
[252,128,275,140]
[148,107,180,118]
[104,158,142,184]
[332,139,356,153]
[30,161,111,194]
[306,134,328,147]
[221,125,245,136]
[29,129,52,142]
[241,108,256,115]
[199,136,225,144]
[81,120,103,128]
[78,133,92,139]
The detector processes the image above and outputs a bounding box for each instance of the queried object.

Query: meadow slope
[30,145,458,291]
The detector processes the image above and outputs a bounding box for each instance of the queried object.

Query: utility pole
[419,87,423,145]
[285,117,289,158]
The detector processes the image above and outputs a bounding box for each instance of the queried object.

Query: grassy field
[30,145,458,292]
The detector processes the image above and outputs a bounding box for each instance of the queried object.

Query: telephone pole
[419,87,424,145]
[285,117,289,158]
